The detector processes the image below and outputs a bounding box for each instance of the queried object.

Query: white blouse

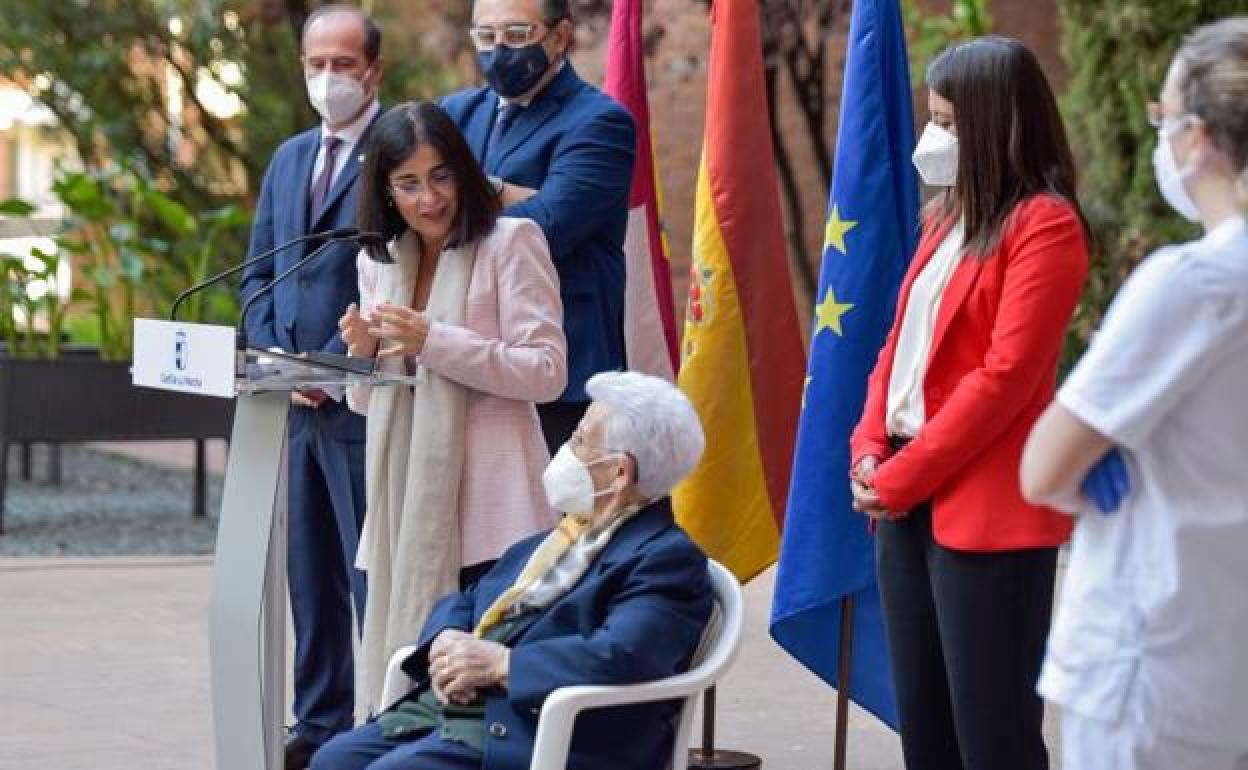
[886,219,965,438]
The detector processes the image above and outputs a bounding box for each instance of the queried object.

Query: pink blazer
[349,217,567,566]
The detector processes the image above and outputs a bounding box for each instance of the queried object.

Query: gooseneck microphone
[169,227,360,322]
[235,231,386,356]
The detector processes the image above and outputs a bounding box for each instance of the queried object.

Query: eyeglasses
[568,432,639,470]
[468,22,547,50]
[1147,101,1197,131]
[388,168,456,199]
[1146,101,1167,129]
[568,432,618,456]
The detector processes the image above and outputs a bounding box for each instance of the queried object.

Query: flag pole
[834,596,855,770]
[687,685,762,769]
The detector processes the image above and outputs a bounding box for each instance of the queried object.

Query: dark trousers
[875,504,1057,770]
[310,720,481,770]
[537,400,589,456]
[288,407,369,745]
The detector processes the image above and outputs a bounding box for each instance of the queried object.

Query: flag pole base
[687,749,762,769]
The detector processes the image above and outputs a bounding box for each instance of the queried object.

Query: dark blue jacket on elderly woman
[401,497,712,770]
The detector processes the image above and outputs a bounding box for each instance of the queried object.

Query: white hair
[585,371,705,500]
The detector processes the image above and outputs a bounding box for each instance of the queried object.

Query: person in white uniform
[1020,16,1248,770]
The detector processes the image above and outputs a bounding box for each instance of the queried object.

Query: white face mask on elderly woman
[912,122,960,188]
[542,444,619,517]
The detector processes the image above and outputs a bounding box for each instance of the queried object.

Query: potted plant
[0,166,249,533]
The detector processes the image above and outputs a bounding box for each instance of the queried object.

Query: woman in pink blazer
[339,102,566,714]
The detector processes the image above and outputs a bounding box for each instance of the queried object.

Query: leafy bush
[1058,0,1247,367]
[3,165,249,361]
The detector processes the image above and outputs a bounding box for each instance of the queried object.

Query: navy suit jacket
[240,112,380,440]
[403,498,712,770]
[442,66,635,402]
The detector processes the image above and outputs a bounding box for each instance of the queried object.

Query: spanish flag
[604,0,679,380]
[673,0,806,582]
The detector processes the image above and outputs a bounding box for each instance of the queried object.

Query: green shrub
[1058,1,1248,370]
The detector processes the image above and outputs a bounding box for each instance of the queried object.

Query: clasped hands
[850,456,904,521]
[426,629,510,706]
[338,302,431,359]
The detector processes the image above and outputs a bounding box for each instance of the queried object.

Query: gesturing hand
[338,303,378,358]
[368,302,431,358]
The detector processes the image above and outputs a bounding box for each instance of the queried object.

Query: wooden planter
[0,350,234,533]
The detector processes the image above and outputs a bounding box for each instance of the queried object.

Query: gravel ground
[0,444,221,557]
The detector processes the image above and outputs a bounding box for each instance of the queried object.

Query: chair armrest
[530,669,719,769]
[379,644,421,712]
[528,560,744,770]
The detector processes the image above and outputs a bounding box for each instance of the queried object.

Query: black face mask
[478,41,552,99]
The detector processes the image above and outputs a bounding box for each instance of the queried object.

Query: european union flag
[769,0,919,728]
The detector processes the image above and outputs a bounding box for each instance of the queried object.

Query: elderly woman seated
[310,371,713,770]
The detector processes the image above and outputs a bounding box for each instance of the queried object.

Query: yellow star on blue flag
[814,287,854,337]
[824,204,858,255]
[771,0,921,731]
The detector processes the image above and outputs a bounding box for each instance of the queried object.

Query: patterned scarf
[474,503,643,637]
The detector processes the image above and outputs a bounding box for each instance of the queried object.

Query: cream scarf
[354,230,476,718]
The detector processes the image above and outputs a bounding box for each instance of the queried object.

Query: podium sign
[133,319,236,397]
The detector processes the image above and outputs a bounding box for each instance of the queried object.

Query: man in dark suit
[310,371,713,770]
[238,6,384,767]
[443,0,637,453]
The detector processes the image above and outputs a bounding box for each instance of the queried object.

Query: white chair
[378,558,745,770]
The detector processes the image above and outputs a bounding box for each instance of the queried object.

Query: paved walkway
[1,555,910,769]
[1,439,1060,769]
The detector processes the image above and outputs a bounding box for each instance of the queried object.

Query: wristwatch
[487,175,505,197]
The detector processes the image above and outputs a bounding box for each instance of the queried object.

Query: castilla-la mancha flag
[604,0,679,380]
[673,0,806,582]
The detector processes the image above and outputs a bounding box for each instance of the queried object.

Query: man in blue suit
[310,371,714,770]
[239,6,384,767]
[443,0,637,453]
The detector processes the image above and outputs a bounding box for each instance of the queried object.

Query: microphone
[235,231,386,357]
[169,226,360,321]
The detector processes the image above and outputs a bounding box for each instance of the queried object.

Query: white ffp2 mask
[1152,120,1201,223]
[306,70,369,125]
[542,444,616,516]
[912,122,959,188]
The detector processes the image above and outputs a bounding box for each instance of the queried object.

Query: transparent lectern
[132,319,413,770]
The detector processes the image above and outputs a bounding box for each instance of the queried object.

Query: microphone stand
[235,233,383,372]
[169,227,359,321]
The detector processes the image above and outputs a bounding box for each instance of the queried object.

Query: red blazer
[850,194,1088,552]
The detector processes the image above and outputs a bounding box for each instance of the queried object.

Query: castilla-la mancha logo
[173,329,189,371]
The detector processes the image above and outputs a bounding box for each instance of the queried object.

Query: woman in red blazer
[849,38,1088,770]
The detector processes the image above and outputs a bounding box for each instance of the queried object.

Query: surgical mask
[912,122,959,187]
[306,69,370,125]
[478,42,552,99]
[542,444,618,516]
[1152,119,1201,223]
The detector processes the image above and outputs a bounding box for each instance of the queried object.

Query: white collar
[1202,215,1247,250]
[320,100,381,145]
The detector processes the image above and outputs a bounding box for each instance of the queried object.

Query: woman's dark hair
[925,36,1089,259]
[357,101,500,262]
